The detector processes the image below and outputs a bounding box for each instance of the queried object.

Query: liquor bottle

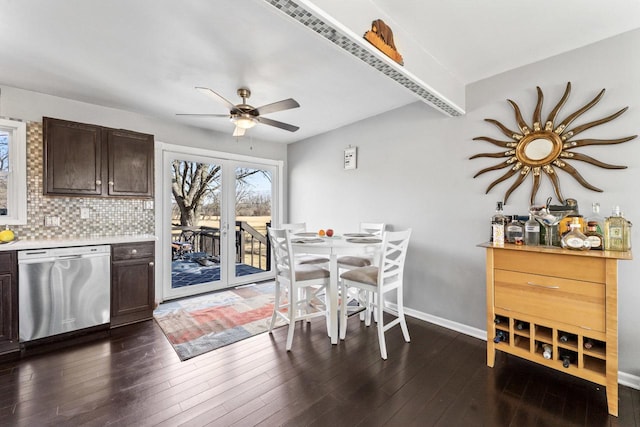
[585,221,603,250]
[515,321,527,331]
[559,333,569,343]
[559,350,574,368]
[524,214,540,246]
[586,202,605,235]
[542,343,552,359]
[494,317,502,324]
[491,202,507,245]
[505,215,524,244]
[604,206,628,251]
[622,212,632,251]
[561,217,591,250]
[584,338,594,349]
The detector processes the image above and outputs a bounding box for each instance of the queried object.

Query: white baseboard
[387,303,640,391]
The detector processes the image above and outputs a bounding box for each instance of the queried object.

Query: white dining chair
[337,222,385,321]
[267,228,330,351]
[339,229,412,359]
[281,222,329,265]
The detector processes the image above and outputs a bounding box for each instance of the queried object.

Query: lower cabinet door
[111,258,154,327]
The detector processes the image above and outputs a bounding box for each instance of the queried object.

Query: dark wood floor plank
[0,311,636,427]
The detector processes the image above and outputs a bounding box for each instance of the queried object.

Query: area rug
[154,281,285,361]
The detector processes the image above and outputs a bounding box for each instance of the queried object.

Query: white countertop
[0,234,157,251]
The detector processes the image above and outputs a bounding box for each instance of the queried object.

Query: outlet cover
[143,200,154,210]
[45,216,60,227]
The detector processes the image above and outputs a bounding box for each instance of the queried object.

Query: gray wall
[288,29,640,379]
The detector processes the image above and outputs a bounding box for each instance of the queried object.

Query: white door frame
[155,142,282,303]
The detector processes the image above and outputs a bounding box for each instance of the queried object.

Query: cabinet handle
[526,281,560,289]
[579,325,592,330]
[131,249,137,254]
[109,181,114,186]
[96,180,102,185]
[149,261,154,266]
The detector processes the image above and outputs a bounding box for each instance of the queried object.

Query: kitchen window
[0,118,27,225]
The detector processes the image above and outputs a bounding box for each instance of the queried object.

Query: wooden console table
[480,243,632,416]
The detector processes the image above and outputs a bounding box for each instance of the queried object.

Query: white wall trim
[387,302,640,391]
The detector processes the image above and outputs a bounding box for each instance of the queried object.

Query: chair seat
[337,255,372,268]
[295,264,330,281]
[340,265,378,285]
[297,255,330,265]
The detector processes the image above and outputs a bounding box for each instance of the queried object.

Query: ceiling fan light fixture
[231,114,257,130]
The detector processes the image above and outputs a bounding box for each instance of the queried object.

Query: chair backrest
[360,222,386,236]
[377,229,411,284]
[280,222,307,234]
[268,228,294,280]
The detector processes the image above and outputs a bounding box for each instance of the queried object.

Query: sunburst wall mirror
[470,82,637,205]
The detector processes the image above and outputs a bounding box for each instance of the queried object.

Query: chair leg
[286,285,297,351]
[376,290,387,360]
[268,281,281,333]
[397,285,411,343]
[340,283,348,340]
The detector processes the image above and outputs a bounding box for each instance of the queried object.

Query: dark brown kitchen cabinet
[0,251,18,356]
[110,242,155,327]
[43,117,154,198]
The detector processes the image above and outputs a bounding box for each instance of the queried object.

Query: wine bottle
[516,321,527,330]
[560,333,569,343]
[542,343,552,359]
[493,330,508,343]
[584,338,594,349]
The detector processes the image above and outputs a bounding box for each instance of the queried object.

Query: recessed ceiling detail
[263,0,463,117]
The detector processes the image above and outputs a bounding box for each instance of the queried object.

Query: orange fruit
[318,229,325,236]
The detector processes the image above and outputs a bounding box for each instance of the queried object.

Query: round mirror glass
[525,138,553,161]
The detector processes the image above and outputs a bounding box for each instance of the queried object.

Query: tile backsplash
[10,122,155,240]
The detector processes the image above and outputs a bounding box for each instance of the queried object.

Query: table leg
[329,253,338,345]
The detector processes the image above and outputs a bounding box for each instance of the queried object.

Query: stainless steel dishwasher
[18,245,111,342]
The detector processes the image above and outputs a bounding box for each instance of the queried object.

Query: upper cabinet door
[43,117,154,199]
[107,129,154,198]
[44,118,102,196]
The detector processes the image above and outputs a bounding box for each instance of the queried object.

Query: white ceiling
[1,0,639,143]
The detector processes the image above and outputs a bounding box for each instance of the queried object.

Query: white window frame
[0,118,27,225]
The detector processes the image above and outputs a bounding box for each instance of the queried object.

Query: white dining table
[291,234,382,344]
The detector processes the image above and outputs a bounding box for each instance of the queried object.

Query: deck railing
[173,221,271,271]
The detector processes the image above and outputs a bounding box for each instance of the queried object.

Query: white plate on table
[346,238,382,244]
[293,232,318,237]
[291,238,325,244]
[343,233,374,238]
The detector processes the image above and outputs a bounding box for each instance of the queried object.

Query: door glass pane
[170,159,223,289]
[234,167,272,279]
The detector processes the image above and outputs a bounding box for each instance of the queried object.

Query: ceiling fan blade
[176,113,229,117]
[195,87,238,112]
[232,126,246,137]
[255,98,300,116]
[256,116,299,132]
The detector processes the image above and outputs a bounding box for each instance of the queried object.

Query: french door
[160,146,281,301]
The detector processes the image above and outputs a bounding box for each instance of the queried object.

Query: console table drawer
[494,250,606,282]
[494,269,605,332]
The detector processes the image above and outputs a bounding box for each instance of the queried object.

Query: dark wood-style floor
[0,314,638,426]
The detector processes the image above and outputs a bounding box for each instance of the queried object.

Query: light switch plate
[143,200,154,210]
